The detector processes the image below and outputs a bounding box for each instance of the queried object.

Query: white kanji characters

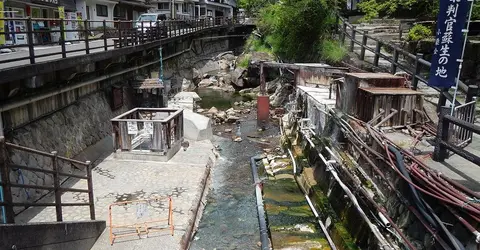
[442,31,454,44]
[438,57,449,65]
[437,29,442,36]
[435,38,440,46]
[435,66,448,78]
[445,16,456,25]
[446,4,459,17]
[434,48,438,55]
[450,0,460,2]
[439,44,450,57]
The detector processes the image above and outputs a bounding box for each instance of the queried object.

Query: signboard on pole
[58,6,65,40]
[428,0,470,88]
[0,1,5,45]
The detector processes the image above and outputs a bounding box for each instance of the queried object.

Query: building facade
[151,0,234,19]
[1,0,77,45]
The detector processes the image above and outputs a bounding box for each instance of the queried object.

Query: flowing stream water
[190,88,329,250]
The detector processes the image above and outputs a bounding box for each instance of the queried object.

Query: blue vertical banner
[428,0,471,88]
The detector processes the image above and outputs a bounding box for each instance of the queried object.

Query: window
[175,4,179,12]
[96,4,108,17]
[182,3,189,13]
[114,5,126,18]
[158,2,169,10]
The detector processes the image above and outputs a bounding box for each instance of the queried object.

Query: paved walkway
[15,139,215,250]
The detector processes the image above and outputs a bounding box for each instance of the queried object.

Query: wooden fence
[0,136,95,224]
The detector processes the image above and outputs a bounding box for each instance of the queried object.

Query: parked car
[136,13,167,33]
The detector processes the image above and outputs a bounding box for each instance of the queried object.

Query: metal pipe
[373,109,398,128]
[287,148,296,175]
[305,195,337,250]
[250,155,270,250]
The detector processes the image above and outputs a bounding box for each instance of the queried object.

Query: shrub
[237,54,251,68]
[407,24,433,41]
[319,40,347,64]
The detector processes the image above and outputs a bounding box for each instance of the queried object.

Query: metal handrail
[0,15,247,68]
[0,136,95,223]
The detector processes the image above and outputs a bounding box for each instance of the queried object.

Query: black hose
[387,145,464,250]
[250,155,270,250]
[387,145,435,227]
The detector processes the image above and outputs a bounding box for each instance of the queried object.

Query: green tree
[256,0,337,62]
[238,0,276,17]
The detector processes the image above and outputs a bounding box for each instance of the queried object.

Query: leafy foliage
[358,0,480,20]
[238,0,276,17]
[319,40,347,64]
[407,24,432,41]
[256,0,337,62]
[237,54,251,68]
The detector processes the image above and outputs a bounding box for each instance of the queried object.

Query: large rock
[218,59,230,71]
[183,109,213,141]
[182,78,194,91]
[270,83,295,108]
[198,78,214,87]
[266,78,281,94]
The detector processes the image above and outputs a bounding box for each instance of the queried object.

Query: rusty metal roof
[345,72,404,79]
[132,79,164,89]
[359,87,423,95]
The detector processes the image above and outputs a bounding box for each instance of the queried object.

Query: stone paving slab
[14,139,216,250]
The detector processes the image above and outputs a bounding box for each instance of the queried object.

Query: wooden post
[26,17,35,64]
[466,85,478,103]
[0,136,15,223]
[51,151,62,221]
[433,107,450,162]
[84,20,90,54]
[373,40,381,67]
[391,48,399,74]
[349,26,356,52]
[398,23,403,41]
[413,53,423,90]
[103,20,108,51]
[360,31,368,60]
[341,22,347,45]
[86,160,95,220]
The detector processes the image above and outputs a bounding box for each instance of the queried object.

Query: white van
[136,13,168,33]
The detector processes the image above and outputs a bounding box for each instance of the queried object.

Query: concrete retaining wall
[0,220,106,250]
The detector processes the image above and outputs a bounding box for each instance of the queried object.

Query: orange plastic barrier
[108,197,174,245]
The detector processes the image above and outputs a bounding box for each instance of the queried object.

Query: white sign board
[144,122,153,135]
[127,121,138,135]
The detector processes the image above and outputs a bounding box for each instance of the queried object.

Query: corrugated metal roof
[358,87,423,95]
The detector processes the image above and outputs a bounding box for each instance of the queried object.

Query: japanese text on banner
[428,0,470,88]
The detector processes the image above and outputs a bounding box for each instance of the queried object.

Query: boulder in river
[207,106,219,115]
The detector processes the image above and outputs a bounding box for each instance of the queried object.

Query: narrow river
[190,89,279,250]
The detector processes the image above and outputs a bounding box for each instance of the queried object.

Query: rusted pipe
[373,109,398,128]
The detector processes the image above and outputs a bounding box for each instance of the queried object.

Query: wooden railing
[451,98,477,147]
[336,16,475,95]
[0,136,95,224]
[0,15,246,68]
[434,106,480,165]
[111,108,184,154]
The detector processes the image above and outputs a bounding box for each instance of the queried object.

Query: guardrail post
[86,160,95,220]
[84,20,90,54]
[373,40,381,66]
[118,21,123,48]
[466,85,478,103]
[60,19,66,58]
[51,151,62,221]
[391,48,399,74]
[360,31,368,60]
[103,20,108,51]
[433,106,450,162]
[412,53,423,90]
[26,18,35,64]
[349,26,356,52]
[0,136,15,223]
[156,21,160,40]
[398,23,403,41]
[341,22,347,45]
[335,14,340,34]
